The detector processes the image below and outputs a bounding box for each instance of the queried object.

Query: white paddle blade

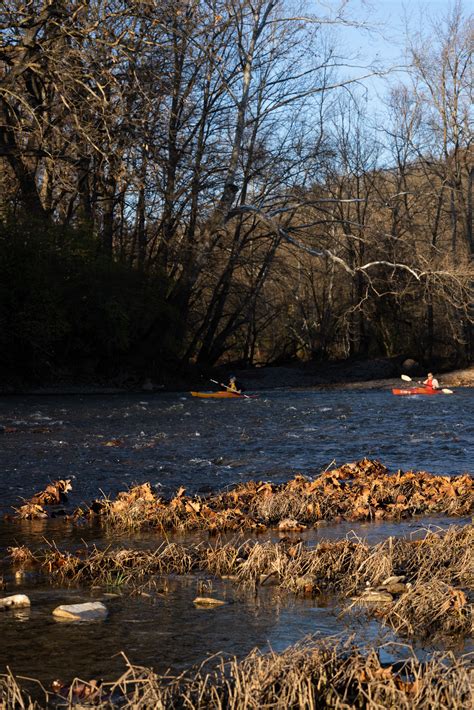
[442,388,453,394]
[401,374,412,382]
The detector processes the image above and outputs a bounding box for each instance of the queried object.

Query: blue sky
[331,0,458,115]
[338,0,454,59]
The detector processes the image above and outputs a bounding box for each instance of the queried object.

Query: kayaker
[423,372,439,390]
[227,376,241,393]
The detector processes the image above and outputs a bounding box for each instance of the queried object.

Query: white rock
[52,602,108,621]
[381,575,406,585]
[193,597,226,607]
[354,590,393,604]
[0,594,31,610]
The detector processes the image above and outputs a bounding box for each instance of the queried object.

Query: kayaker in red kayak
[423,372,440,390]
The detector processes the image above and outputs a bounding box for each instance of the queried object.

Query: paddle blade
[401,374,412,382]
[442,388,453,394]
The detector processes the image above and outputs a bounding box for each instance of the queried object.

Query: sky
[339,0,452,56]
[329,0,461,117]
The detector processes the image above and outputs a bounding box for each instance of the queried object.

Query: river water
[0,388,473,685]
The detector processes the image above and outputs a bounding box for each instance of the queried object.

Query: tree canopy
[1,1,472,382]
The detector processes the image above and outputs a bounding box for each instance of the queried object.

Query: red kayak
[392,387,444,396]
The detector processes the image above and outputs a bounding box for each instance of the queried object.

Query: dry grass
[30,541,200,586]
[0,669,45,710]
[1,638,473,709]
[10,525,473,594]
[8,460,473,530]
[9,480,72,520]
[7,525,473,642]
[379,580,472,639]
[81,459,474,532]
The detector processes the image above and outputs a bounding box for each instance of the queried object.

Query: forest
[1,0,472,384]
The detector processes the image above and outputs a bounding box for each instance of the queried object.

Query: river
[0,388,473,685]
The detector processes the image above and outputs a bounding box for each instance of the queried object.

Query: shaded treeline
[0,219,178,380]
[1,1,472,381]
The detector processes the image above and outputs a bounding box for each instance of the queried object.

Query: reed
[8,525,473,642]
[379,580,473,639]
[1,638,473,709]
[82,459,474,532]
[9,460,473,531]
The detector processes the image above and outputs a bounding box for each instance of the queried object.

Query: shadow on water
[0,389,473,684]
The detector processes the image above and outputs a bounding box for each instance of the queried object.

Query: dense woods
[1,0,472,383]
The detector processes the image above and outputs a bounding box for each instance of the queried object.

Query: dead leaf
[103,439,123,447]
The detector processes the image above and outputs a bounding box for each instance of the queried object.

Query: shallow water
[1,541,472,686]
[0,573,397,685]
[0,388,473,684]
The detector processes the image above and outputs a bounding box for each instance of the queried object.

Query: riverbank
[2,357,473,395]
[231,361,474,391]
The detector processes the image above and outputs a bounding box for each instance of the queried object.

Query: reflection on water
[0,573,386,684]
[0,513,471,557]
[0,389,472,683]
[1,559,472,686]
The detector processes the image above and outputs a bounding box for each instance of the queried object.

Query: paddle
[210,378,252,399]
[401,374,453,394]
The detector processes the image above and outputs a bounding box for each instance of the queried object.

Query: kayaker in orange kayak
[423,372,440,390]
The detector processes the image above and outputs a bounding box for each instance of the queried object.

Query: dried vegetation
[9,458,466,533]
[8,460,473,530]
[91,459,473,531]
[1,638,473,709]
[11,479,72,520]
[3,464,473,708]
[7,524,473,642]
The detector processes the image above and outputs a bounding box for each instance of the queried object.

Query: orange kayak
[392,387,443,396]
[191,391,254,399]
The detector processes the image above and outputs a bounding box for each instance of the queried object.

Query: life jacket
[425,376,434,389]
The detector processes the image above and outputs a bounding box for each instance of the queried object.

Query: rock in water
[352,590,393,604]
[53,602,108,621]
[381,575,406,585]
[193,597,226,607]
[0,594,31,610]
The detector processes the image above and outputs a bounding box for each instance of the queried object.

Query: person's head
[428,372,433,377]
[229,376,236,382]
